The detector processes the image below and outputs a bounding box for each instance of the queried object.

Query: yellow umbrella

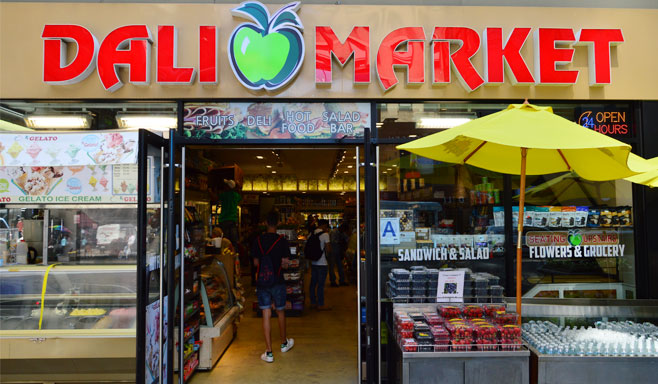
[625,154,658,187]
[397,102,650,323]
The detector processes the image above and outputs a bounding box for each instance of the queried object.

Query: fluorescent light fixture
[266,165,272,168]
[417,116,474,129]
[409,134,418,138]
[347,165,353,168]
[25,114,92,129]
[343,171,349,173]
[256,155,264,160]
[116,113,177,131]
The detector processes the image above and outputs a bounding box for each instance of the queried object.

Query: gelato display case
[0,265,137,381]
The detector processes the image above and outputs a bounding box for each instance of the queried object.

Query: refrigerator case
[198,258,238,370]
[0,265,137,381]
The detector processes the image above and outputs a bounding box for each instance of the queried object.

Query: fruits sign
[183,102,369,140]
[40,3,624,93]
[228,2,304,91]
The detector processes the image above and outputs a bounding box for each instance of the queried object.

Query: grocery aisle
[192,275,359,384]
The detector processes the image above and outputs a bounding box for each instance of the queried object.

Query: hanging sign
[183,102,369,140]
[0,132,138,166]
[526,229,625,259]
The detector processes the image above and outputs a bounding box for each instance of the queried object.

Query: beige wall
[1,2,657,100]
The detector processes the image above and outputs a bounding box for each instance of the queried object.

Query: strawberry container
[483,304,506,318]
[438,305,462,319]
[424,313,443,325]
[462,305,484,318]
[401,338,418,352]
[398,329,414,339]
[451,338,473,352]
[494,312,519,325]
[398,318,414,330]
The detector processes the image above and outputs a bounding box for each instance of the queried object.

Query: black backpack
[304,231,325,261]
[256,235,283,287]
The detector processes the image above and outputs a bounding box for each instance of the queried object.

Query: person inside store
[252,211,295,363]
[309,219,332,310]
[328,222,349,287]
[217,178,241,246]
[210,227,234,252]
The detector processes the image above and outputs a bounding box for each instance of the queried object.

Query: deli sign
[42,1,624,93]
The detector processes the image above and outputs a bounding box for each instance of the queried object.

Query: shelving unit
[255,240,305,317]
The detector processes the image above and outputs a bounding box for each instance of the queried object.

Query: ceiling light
[266,165,272,168]
[376,122,383,127]
[347,165,353,168]
[353,156,357,159]
[25,114,92,129]
[302,191,306,194]
[271,170,277,174]
[409,134,418,138]
[116,113,177,131]
[383,171,388,174]
[387,168,392,171]
[256,155,264,160]
[392,164,398,167]
[343,171,349,173]
[417,116,474,129]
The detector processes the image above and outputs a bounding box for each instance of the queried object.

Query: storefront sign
[0,132,138,166]
[396,246,491,262]
[40,2,624,93]
[0,158,155,204]
[526,229,626,259]
[183,102,369,139]
[577,107,633,137]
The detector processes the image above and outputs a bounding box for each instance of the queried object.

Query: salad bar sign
[41,1,624,93]
[526,229,626,259]
[183,102,369,139]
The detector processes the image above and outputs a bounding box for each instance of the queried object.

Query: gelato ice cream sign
[41,1,624,93]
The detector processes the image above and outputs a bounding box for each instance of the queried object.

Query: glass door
[138,130,168,384]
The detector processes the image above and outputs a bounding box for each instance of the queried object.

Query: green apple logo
[228,1,305,91]
[568,230,583,247]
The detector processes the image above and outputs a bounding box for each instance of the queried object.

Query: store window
[377,101,637,302]
[515,174,636,299]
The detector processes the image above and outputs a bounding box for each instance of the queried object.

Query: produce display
[523,320,658,357]
[394,304,522,353]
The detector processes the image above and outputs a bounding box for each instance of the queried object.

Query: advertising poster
[183,102,370,140]
[0,158,154,204]
[436,269,465,303]
[0,132,138,166]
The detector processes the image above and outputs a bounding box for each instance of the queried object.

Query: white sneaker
[261,351,274,363]
[281,338,295,353]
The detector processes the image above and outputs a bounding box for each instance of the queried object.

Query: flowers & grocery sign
[41,1,624,93]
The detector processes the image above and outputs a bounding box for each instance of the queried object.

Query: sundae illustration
[89,175,98,191]
[27,143,42,163]
[66,144,81,163]
[68,166,84,175]
[10,166,64,195]
[100,176,109,191]
[8,141,23,164]
[93,133,136,164]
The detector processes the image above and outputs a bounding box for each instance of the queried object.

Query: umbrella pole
[516,148,528,325]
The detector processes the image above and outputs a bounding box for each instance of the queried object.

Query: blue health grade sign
[183,102,370,140]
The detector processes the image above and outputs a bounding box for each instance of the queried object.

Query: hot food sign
[42,1,624,93]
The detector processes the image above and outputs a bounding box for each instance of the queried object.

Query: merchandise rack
[255,240,305,317]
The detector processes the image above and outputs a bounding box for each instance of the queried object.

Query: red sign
[42,21,623,92]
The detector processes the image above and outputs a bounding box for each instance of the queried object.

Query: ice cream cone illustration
[89,175,98,191]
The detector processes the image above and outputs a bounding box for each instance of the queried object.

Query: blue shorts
[257,284,286,311]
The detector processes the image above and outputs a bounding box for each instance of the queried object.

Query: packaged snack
[575,206,589,227]
[512,206,519,228]
[462,305,484,318]
[415,331,434,345]
[562,206,577,228]
[618,206,632,227]
[438,305,462,319]
[493,206,505,227]
[483,304,506,318]
[535,206,550,227]
[587,208,601,227]
[600,207,614,227]
[523,206,534,227]
[610,207,620,227]
[401,338,418,352]
[549,206,562,227]
[408,312,425,321]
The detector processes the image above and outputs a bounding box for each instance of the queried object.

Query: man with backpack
[252,211,294,363]
[305,219,332,310]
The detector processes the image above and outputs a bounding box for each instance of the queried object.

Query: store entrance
[176,146,364,383]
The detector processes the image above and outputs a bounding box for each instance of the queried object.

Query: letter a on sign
[380,218,400,245]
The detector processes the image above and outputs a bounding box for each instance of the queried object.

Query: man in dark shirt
[252,211,294,363]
